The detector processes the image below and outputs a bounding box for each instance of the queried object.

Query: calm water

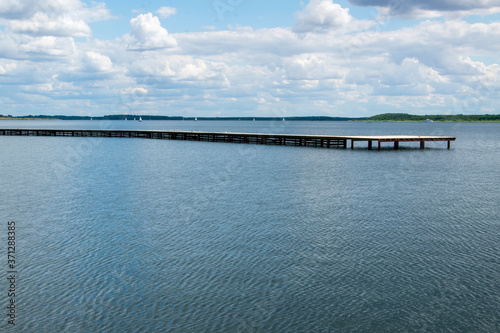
[1,120,499,332]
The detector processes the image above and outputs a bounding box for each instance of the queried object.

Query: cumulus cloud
[157,7,177,18]
[293,0,372,33]
[0,0,112,37]
[128,13,177,51]
[349,0,500,18]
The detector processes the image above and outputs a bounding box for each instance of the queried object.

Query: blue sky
[1,0,499,117]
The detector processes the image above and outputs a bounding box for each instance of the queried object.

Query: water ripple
[1,123,499,332]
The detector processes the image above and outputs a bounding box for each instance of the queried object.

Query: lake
[0,120,499,332]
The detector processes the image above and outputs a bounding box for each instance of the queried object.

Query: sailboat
[138,116,142,122]
[194,117,197,121]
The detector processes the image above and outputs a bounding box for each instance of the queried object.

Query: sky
[0,0,499,117]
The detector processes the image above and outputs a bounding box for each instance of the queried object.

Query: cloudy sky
[0,0,499,117]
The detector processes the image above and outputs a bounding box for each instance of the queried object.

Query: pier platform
[0,129,455,150]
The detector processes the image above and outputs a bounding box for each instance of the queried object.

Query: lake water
[1,120,499,332]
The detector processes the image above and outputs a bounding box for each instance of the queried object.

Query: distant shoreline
[0,113,499,122]
[0,117,59,120]
[362,113,500,122]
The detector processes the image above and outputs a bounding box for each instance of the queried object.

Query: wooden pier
[0,129,455,150]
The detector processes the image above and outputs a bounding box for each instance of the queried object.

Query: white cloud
[174,27,304,62]
[283,54,342,80]
[127,54,230,90]
[0,0,109,20]
[18,36,77,57]
[368,20,500,76]
[0,0,112,37]
[157,7,177,19]
[121,87,148,95]
[293,0,372,33]
[84,51,113,72]
[9,12,91,37]
[0,62,17,74]
[128,13,177,51]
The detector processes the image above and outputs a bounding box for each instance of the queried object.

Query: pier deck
[0,129,455,150]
